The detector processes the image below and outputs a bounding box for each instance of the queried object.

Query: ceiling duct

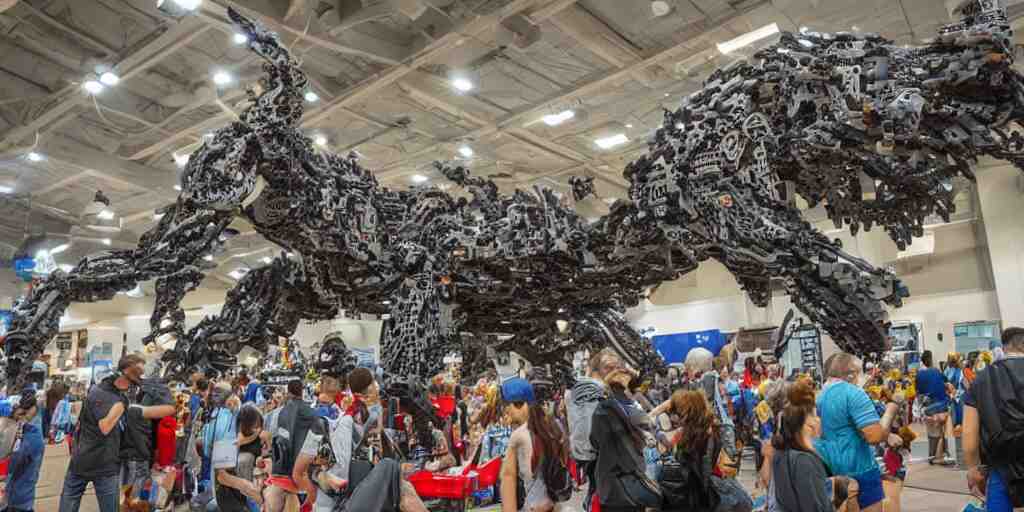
[497,14,541,49]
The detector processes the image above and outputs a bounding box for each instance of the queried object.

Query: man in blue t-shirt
[816,353,900,512]
[915,350,953,465]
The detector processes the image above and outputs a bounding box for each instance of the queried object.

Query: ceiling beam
[0,17,210,152]
[16,0,118,56]
[300,0,575,129]
[38,135,176,196]
[196,3,405,66]
[373,1,767,177]
[547,4,642,69]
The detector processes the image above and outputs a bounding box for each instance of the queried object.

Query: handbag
[617,470,663,508]
[210,411,239,470]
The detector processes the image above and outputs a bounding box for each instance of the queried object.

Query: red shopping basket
[464,455,502,488]
[408,471,476,500]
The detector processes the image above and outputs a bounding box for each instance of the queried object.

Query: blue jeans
[987,468,1014,512]
[58,471,119,512]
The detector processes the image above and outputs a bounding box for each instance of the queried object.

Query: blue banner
[651,329,726,364]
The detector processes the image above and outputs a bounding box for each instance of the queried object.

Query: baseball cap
[501,377,535,404]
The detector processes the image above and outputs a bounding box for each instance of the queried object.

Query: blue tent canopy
[651,329,727,365]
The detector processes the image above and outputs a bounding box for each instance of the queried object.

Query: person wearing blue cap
[5,390,43,512]
[499,377,571,512]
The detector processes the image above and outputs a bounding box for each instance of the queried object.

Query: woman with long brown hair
[771,380,858,512]
[499,378,569,512]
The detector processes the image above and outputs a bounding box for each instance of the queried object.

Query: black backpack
[540,454,573,503]
[659,440,720,511]
[975,359,1024,506]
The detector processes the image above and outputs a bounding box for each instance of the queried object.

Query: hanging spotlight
[411,174,429,183]
[173,152,190,167]
[212,71,233,86]
[541,110,575,126]
[99,72,120,86]
[232,33,248,45]
[203,254,214,261]
[82,75,104,95]
[314,134,328,147]
[304,91,319,102]
[174,185,182,191]
[101,238,112,246]
[451,77,474,92]
[26,152,44,162]
[261,256,273,264]
[156,0,201,16]
[81,190,123,233]
[458,145,474,158]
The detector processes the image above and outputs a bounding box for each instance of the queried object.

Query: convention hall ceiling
[0,0,1016,294]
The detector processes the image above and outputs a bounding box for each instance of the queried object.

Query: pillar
[975,160,1024,330]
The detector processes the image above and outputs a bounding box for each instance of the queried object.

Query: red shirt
[155,416,178,467]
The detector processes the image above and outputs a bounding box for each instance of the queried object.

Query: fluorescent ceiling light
[82,80,104,95]
[451,77,474,92]
[233,33,248,45]
[542,110,575,126]
[99,72,120,86]
[458,145,474,158]
[595,133,629,149]
[314,134,328,147]
[212,71,232,86]
[304,91,319,102]
[717,23,780,54]
[411,174,429,183]
[0,186,12,194]
[97,209,115,220]
[101,238,111,246]
[51,243,70,254]
[27,152,44,162]
[172,0,202,10]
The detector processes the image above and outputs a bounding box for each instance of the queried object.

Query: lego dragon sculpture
[3,0,1022,388]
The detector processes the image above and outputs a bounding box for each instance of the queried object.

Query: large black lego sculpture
[3,0,1023,388]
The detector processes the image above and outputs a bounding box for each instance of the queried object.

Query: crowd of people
[0,327,1019,512]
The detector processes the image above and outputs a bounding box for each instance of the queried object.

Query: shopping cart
[408,453,502,511]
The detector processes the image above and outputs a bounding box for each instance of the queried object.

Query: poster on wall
[651,329,727,365]
[352,347,376,369]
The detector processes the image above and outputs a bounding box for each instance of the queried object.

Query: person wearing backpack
[963,327,1024,512]
[500,378,572,512]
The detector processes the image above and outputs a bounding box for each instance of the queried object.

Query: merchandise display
[3,0,1024,391]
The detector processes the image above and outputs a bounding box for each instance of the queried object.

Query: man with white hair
[815,353,902,512]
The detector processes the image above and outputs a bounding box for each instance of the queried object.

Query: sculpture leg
[380,274,451,380]
[162,256,327,380]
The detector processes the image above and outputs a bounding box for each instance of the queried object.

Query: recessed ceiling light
[664,93,670,97]
[542,110,575,126]
[101,238,111,246]
[717,22,780,54]
[458,145,474,158]
[173,153,190,167]
[625,123,634,128]
[232,33,248,45]
[228,268,249,280]
[651,1,672,17]
[174,185,182,191]
[0,186,12,194]
[595,133,629,149]
[261,256,272,264]
[99,72,120,86]
[314,134,328,146]
[203,254,214,261]
[97,209,115,220]
[212,71,233,86]
[304,91,319,102]
[411,174,429,183]
[451,77,474,92]
[83,80,104,95]
[27,152,44,162]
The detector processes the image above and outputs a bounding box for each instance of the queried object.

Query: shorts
[266,475,299,494]
[853,467,885,509]
[986,468,1018,512]
[924,401,949,418]
[121,460,150,494]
